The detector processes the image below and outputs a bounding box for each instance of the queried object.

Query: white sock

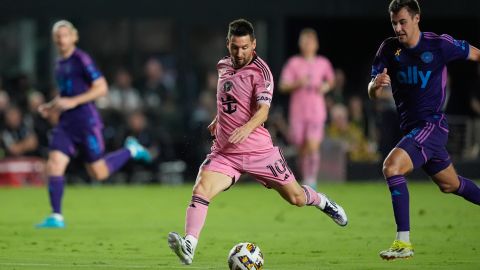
[318,193,327,210]
[185,234,198,251]
[50,213,64,221]
[396,231,410,243]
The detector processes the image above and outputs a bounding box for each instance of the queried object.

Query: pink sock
[185,194,210,239]
[301,185,320,206]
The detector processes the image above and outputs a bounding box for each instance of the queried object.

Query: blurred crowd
[2,55,480,183]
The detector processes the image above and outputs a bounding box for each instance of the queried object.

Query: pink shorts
[289,118,325,146]
[201,146,296,188]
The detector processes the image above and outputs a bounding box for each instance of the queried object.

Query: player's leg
[247,146,347,226]
[380,146,415,259]
[427,162,480,205]
[301,120,324,188]
[82,128,151,181]
[168,154,240,265]
[36,127,74,228]
[273,180,347,226]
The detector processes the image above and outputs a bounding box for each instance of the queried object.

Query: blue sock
[454,176,480,205]
[48,176,64,214]
[386,175,410,232]
[104,148,131,175]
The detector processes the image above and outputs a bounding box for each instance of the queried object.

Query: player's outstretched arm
[368,68,390,100]
[53,77,108,111]
[228,103,270,144]
[467,45,480,62]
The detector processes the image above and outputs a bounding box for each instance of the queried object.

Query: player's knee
[192,182,210,199]
[382,162,402,178]
[47,159,65,175]
[436,182,457,193]
[89,168,109,181]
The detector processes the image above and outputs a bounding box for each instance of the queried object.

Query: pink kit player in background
[280,28,335,188]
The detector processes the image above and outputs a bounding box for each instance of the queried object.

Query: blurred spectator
[138,58,172,109]
[327,68,347,105]
[347,95,369,138]
[97,68,143,113]
[0,90,10,127]
[1,106,38,158]
[327,104,378,162]
[9,74,38,109]
[24,91,52,158]
[373,86,401,159]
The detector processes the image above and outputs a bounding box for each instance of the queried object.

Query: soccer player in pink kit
[167,19,347,266]
[280,28,335,188]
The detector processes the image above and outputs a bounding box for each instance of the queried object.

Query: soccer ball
[227,242,264,270]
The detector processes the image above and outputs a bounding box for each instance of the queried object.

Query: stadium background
[1,1,480,269]
[0,0,479,183]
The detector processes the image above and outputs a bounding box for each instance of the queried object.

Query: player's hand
[52,97,79,111]
[374,68,391,89]
[228,125,253,144]
[38,101,55,118]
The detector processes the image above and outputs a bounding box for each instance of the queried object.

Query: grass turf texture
[0,182,479,270]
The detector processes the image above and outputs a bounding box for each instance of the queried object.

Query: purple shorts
[396,119,451,176]
[49,125,105,163]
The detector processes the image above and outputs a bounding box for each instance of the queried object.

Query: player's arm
[53,77,108,111]
[368,68,390,100]
[208,115,218,136]
[467,45,480,62]
[279,78,307,93]
[228,103,270,144]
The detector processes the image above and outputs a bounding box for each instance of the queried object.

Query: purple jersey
[371,32,470,131]
[54,48,103,128]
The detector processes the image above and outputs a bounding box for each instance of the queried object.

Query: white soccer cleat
[168,232,194,265]
[317,194,348,226]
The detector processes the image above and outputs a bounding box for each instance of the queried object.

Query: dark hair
[389,0,421,16]
[227,19,255,40]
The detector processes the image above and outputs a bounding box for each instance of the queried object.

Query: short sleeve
[371,40,389,79]
[78,51,102,83]
[253,67,274,107]
[322,58,335,82]
[439,34,470,62]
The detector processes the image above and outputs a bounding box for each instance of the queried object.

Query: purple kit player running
[36,20,151,228]
[167,19,347,266]
[368,0,480,260]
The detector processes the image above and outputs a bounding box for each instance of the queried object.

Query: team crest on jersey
[223,81,234,92]
[421,51,433,64]
[395,48,402,62]
[265,81,272,91]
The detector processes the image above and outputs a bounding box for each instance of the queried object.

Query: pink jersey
[280,55,335,122]
[212,53,274,154]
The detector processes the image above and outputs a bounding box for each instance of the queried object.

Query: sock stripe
[387,177,407,187]
[191,196,210,206]
[301,186,312,205]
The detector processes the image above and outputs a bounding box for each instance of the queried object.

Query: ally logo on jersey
[394,48,433,89]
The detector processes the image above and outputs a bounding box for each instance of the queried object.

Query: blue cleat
[36,214,65,229]
[125,136,152,163]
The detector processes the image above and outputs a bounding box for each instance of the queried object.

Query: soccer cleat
[35,214,65,228]
[317,194,348,226]
[379,240,414,260]
[168,232,194,265]
[125,136,152,163]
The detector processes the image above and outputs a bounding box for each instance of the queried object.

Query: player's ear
[226,37,230,49]
[252,38,257,50]
[414,13,420,24]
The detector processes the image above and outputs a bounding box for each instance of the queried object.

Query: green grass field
[1,182,479,270]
